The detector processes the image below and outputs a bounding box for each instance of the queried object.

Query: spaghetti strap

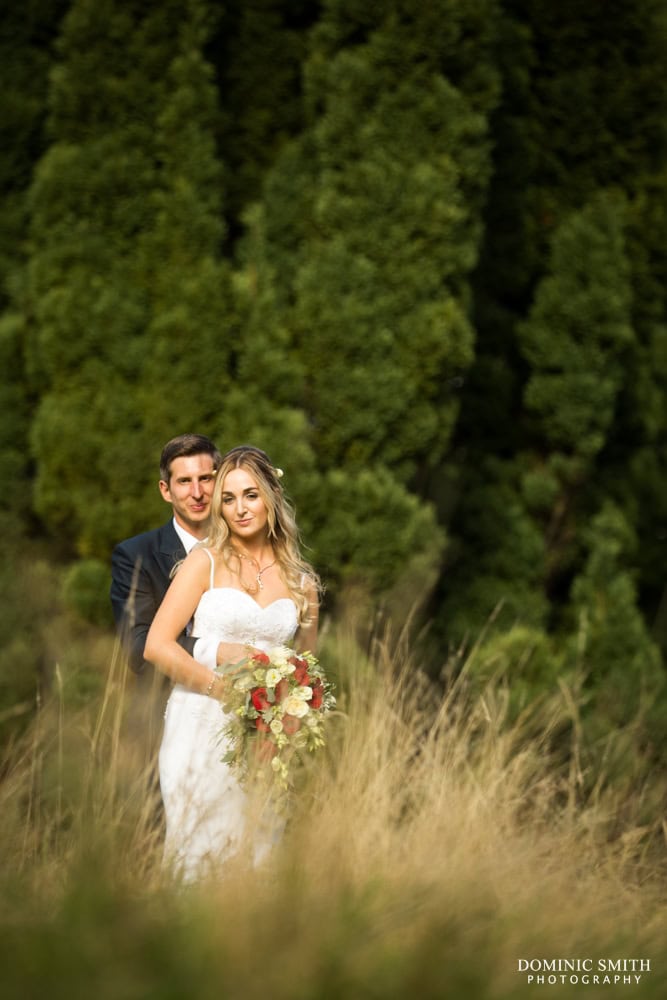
[202,547,216,590]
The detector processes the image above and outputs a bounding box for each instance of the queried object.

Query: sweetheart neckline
[200,586,296,613]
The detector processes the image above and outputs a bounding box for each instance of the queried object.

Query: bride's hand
[213,646,268,702]
[210,658,251,701]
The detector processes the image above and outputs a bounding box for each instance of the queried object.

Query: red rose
[289,655,308,669]
[251,686,271,711]
[255,717,271,732]
[275,678,289,703]
[309,679,324,709]
[282,714,301,735]
[294,665,311,686]
[252,651,270,664]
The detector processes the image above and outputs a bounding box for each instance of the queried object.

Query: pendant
[235,548,275,595]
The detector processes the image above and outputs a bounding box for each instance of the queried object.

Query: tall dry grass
[0,620,665,998]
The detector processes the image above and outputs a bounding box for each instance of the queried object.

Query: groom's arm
[111,541,197,674]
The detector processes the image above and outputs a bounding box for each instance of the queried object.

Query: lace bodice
[193,587,298,651]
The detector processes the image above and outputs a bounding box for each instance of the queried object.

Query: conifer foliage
[0,0,665,752]
[22,0,233,554]
[233,0,500,591]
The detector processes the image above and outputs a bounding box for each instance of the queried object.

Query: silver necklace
[235,550,276,592]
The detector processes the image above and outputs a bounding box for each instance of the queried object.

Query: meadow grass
[0,620,665,999]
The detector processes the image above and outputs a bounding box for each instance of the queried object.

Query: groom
[110,433,222,675]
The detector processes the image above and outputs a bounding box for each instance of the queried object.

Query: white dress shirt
[171,519,218,671]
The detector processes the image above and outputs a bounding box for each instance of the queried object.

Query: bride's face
[220,467,269,542]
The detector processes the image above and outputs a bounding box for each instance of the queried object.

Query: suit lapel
[157,521,194,634]
[158,521,187,567]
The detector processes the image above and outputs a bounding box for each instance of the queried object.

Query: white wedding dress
[159,551,298,881]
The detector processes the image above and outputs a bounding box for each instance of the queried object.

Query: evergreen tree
[22,0,232,556]
[566,502,663,730]
[0,0,69,301]
[236,0,499,597]
[0,0,68,526]
[132,0,236,460]
[517,192,637,616]
[292,0,499,476]
[608,178,667,654]
[442,0,667,654]
[436,456,548,642]
[210,0,320,233]
[520,194,633,462]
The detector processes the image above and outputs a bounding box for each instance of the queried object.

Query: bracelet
[204,673,217,697]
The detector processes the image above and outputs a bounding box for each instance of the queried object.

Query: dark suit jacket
[110,520,197,674]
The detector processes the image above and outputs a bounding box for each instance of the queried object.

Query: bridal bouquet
[220,647,335,801]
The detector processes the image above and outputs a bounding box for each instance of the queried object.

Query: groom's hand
[215,641,267,670]
[215,641,249,668]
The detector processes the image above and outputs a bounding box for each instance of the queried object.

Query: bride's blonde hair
[207,445,320,625]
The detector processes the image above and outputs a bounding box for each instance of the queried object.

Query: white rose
[265,668,282,688]
[269,646,290,667]
[234,674,254,692]
[270,718,284,735]
[293,685,313,701]
[283,695,310,718]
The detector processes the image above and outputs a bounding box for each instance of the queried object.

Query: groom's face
[158,453,217,538]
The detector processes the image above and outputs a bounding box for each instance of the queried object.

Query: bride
[144,445,320,880]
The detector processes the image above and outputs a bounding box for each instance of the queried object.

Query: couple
[111,435,320,879]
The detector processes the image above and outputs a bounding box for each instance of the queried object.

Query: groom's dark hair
[159,434,222,483]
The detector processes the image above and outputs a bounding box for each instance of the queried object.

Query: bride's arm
[295,580,319,653]
[144,548,218,693]
[144,549,248,698]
